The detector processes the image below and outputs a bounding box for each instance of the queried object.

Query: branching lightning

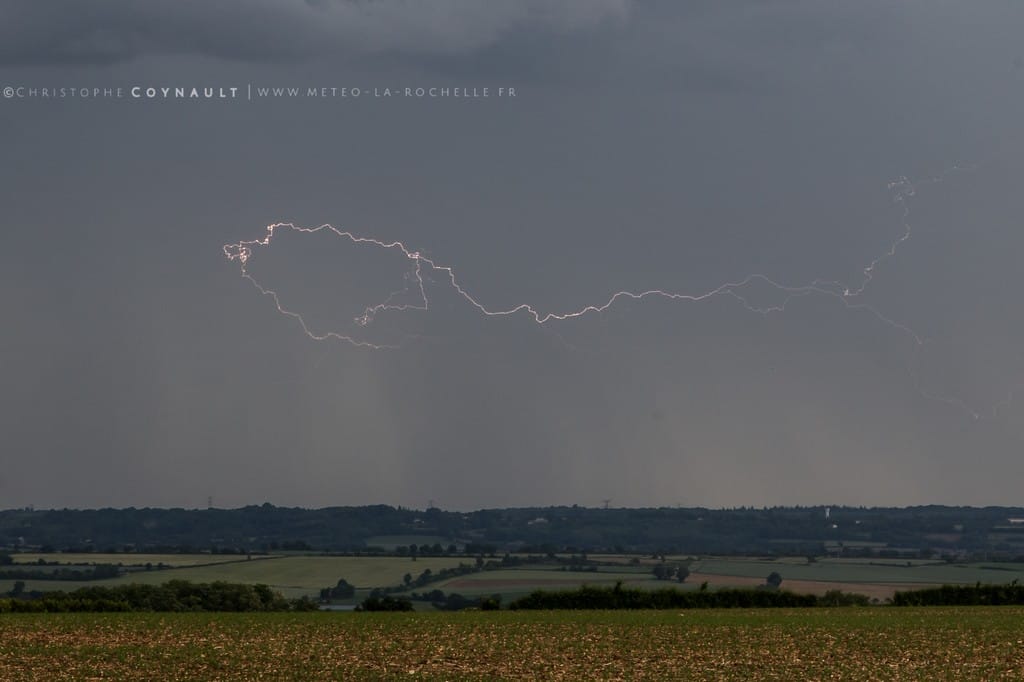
[223,163,1015,420]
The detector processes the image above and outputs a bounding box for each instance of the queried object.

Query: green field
[0,556,473,599]
[420,556,1024,603]
[6,554,1024,605]
[690,558,1024,585]
[1,608,1021,680]
[9,553,270,568]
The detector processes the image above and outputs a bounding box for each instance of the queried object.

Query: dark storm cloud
[0,0,630,65]
[3,1,1024,510]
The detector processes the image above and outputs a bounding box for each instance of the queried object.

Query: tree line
[4,504,1024,558]
[507,582,877,610]
[356,591,501,611]
[893,582,1024,606]
[0,580,317,613]
[508,583,821,610]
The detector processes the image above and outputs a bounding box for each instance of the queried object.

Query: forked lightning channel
[223,163,1015,420]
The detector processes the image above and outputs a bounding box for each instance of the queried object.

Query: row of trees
[509,583,826,610]
[393,542,498,556]
[407,589,501,611]
[893,582,1024,606]
[356,590,501,611]
[355,595,414,611]
[0,580,316,613]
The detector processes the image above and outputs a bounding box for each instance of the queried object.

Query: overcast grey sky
[2,1,1023,510]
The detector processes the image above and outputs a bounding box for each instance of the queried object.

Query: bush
[321,578,355,601]
[819,590,869,607]
[356,595,414,612]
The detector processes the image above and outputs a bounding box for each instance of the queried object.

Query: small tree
[766,571,783,589]
[357,595,413,612]
[329,578,355,599]
[677,566,691,583]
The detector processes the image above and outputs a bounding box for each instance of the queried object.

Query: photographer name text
[2,84,517,101]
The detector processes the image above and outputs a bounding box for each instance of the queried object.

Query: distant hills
[3,505,1023,560]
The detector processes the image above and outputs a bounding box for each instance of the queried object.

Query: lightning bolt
[223,162,1015,420]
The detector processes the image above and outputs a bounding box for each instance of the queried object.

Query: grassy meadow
[1,607,1022,680]
[689,557,1024,585]
[6,553,1024,603]
[396,556,1024,603]
[0,555,473,599]
[9,553,269,568]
